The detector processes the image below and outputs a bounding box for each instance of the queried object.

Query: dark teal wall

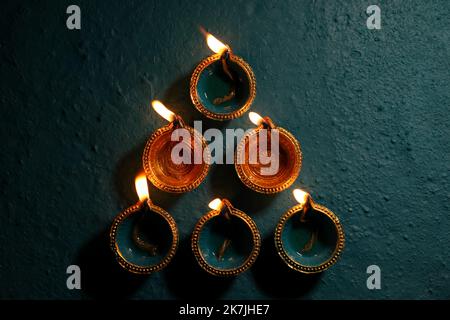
[1,0,449,299]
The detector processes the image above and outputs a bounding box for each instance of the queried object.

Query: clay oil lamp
[274,189,345,273]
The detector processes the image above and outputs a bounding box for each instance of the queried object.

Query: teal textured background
[1,0,449,299]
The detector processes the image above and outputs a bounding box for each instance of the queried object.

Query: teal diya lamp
[109,174,179,274]
[190,32,256,121]
[192,198,261,276]
[275,189,345,273]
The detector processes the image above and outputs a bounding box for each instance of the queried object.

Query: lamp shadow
[251,236,322,298]
[113,141,146,204]
[164,235,234,299]
[76,227,148,299]
[209,163,278,214]
[113,140,183,210]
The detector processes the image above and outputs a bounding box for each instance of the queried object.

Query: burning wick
[248,112,265,126]
[132,174,158,256]
[293,189,311,222]
[293,189,318,254]
[205,33,236,105]
[209,198,233,261]
[248,112,276,131]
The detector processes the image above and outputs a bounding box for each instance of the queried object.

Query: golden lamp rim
[234,127,302,194]
[190,53,256,121]
[274,201,345,274]
[109,201,179,275]
[191,207,261,277]
[142,123,210,193]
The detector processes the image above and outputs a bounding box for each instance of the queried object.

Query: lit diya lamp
[274,189,345,274]
[142,100,210,193]
[190,31,256,121]
[110,174,179,274]
[235,112,302,194]
[191,198,261,276]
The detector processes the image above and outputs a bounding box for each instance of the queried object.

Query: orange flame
[249,112,264,126]
[208,198,223,211]
[293,189,309,207]
[152,100,176,122]
[206,33,228,54]
[135,173,149,201]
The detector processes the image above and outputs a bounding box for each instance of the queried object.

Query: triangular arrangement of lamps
[109,32,345,277]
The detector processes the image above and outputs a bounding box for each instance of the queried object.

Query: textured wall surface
[1,0,449,299]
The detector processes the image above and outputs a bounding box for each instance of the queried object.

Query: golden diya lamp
[191,198,261,276]
[109,174,179,274]
[235,112,302,194]
[190,31,256,121]
[142,100,210,193]
[274,189,345,274]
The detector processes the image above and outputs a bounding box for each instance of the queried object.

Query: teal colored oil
[281,210,338,267]
[116,206,173,267]
[198,214,254,270]
[197,59,251,114]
